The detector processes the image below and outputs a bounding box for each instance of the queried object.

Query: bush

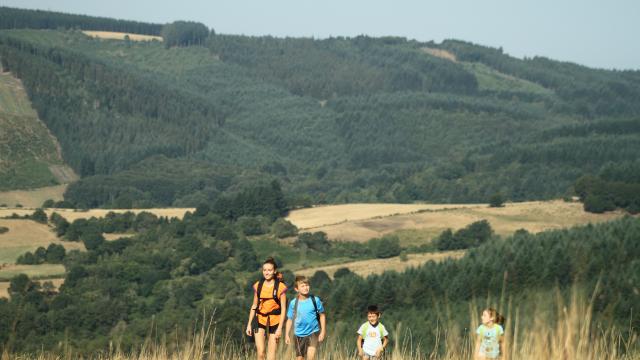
[0,226,8,234]
[271,218,298,238]
[30,208,48,224]
[368,235,401,258]
[161,21,210,48]
[82,231,105,251]
[296,232,330,252]
[435,220,493,250]
[489,192,505,207]
[50,213,70,237]
[334,267,354,279]
[583,194,615,213]
[237,216,268,236]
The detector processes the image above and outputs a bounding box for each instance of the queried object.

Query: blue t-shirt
[286,296,324,337]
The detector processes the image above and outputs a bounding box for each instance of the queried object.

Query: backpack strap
[256,278,282,316]
[310,294,321,325]
[290,297,301,337]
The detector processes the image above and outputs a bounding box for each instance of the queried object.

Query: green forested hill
[0,13,639,206]
[0,70,75,190]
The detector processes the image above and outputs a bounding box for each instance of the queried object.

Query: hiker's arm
[474,336,481,360]
[274,292,286,338]
[285,318,292,345]
[375,336,388,357]
[246,292,258,336]
[356,334,364,356]
[499,334,504,357]
[318,312,326,342]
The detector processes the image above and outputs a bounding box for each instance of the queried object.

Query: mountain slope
[0,15,639,205]
[0,70,77,190]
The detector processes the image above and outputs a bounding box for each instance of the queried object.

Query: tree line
[1,211,637,354]
[0,6,162,35]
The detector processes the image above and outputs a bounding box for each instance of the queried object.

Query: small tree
[271,218,298,238]
[489,193,505,208]
[31,209,48,224]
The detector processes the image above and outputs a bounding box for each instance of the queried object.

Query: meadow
[1,288,636,359]
[296,250,465,278]
[0,219,84,263]
[0,185,67,208]
[288,200,624,244]
[82,31,162,41]
[0,208,194,222]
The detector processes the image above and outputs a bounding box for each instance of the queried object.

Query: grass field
[296,250,465,278]
[422,47,458,62]
[83,31,162,42]
[288,200,625,244]
[286,203,480,230]
[0,264,65,281]
[0,72,72,191]
[0,277,64,299]
[0,219,84,263]
[0,207,194,222]
[0,184,67,208]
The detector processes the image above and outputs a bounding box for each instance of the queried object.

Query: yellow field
[83,31,162,42]
[104,233,135,241]
[286,203,479,229]
[0,277,64,299]
[288,200,624,243]
[422,47,458,62]
[0,207,194,222]
[0,184,67,208]
[0,264,65,281]
[296,250,465,278]
[0,219,85,263]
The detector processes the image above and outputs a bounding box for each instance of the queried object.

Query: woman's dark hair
[262,257,283,280]
[263,257,278,269]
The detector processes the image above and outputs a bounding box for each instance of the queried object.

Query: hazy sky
[3,0,639,70]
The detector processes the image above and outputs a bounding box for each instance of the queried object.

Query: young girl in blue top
[475,308,505,359]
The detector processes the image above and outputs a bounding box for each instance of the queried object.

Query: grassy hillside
[0,23,638,205]
[287,200,624,243]
[0,72,75,190]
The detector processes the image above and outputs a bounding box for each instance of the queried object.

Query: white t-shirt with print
[357,322,389,356]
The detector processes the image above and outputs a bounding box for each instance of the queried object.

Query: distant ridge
[0,6,162,35]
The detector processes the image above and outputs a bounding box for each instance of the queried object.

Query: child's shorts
[294,332,319,357]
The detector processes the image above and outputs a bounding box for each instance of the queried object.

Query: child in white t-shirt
[475,308,505,359]
[356,305,389,360]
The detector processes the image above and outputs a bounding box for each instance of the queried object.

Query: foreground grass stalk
[3,289,637,360]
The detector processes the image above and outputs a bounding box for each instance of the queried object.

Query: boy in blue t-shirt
[285,275,326,360]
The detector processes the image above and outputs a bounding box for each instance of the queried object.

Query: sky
[2,0,639,70]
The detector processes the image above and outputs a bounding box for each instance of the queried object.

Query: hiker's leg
[305,333,319,360]
[266,328,278,360]
[255,328,267,360]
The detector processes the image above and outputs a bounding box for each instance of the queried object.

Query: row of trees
[16,244,65,265]
[438,39,640,117]
[1,212,638,354]
[207,35,478,99]
[2,28,639,205]
[574,175,640,213]
[161,21,211,48]
[0,6,162,35]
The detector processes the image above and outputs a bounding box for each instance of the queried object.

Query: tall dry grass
[2,287,637,360]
